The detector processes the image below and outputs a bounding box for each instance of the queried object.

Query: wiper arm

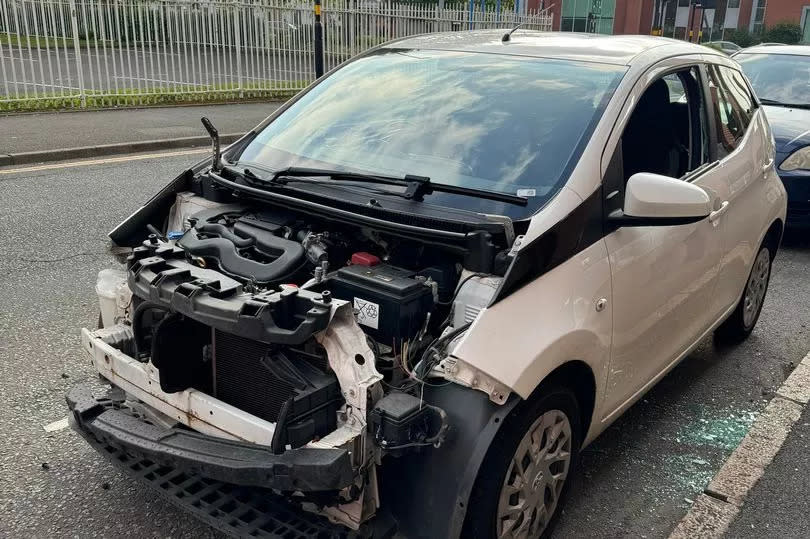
[258,165,528,206]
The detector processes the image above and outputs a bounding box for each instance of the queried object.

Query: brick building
[523,0,810,41]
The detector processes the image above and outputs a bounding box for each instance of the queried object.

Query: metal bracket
[435,355,511,405]
[402,174,432,201]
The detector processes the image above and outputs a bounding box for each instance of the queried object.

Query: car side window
[706,64,756,159]
[620,67,708,183]
[604,66,709,216]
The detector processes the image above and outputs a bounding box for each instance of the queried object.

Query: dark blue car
[736,45,810,228]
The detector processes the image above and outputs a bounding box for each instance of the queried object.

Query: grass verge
[0,82,302,112]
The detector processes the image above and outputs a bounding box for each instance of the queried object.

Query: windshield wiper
[759,98,810,109]
[229,164,528,206]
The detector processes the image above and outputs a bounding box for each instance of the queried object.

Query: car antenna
[200,117,222,172]
[502,23,524,43]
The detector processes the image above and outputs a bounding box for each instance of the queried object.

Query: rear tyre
[464,385,581,539]
[716,245,772,343]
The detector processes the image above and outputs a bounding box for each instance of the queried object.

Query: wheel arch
[763,218,783,260]
[531,360,598,446]
[379,383,522,539]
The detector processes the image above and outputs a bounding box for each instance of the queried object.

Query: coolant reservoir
[96,269,131,328]
[452,274,502,328]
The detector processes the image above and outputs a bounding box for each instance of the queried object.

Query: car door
[702,62,774,315]
[601,61,730,418]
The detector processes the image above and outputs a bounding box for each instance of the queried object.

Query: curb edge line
[2,134,242,167]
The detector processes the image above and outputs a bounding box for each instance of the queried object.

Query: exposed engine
[168,202,458,346]
[93,190,509,530]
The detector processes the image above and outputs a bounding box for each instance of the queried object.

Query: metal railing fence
[0,0,552,111]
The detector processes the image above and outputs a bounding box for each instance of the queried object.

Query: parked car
[736,44,810,227]
[67,31,786,538]
[704,40,742,54]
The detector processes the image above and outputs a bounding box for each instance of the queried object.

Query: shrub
[762,22,803,44]
[724,28,759,48]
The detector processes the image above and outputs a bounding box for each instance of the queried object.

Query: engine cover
[177,205,306,284]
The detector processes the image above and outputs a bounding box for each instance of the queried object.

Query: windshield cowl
[208,165,516,243]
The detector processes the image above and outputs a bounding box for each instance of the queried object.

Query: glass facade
[560,0,616,34]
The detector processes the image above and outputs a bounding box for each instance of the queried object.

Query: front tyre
[716,245,772,343]
[464,386,581,539]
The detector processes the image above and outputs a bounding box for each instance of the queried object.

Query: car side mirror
[608,172,712,227]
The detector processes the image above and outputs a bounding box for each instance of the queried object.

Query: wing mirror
[608,172,712,227]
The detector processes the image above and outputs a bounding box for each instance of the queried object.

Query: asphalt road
[1,152,809,537]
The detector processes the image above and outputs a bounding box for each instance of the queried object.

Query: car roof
[381,30,721,66]
[738,44,810,55]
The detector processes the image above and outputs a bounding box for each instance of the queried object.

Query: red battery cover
[351,252,381,266]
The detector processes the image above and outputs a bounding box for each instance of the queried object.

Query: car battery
[328,263,434,345]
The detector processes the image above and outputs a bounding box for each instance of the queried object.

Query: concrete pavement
[725,402,810,538]
[0,101,282,163]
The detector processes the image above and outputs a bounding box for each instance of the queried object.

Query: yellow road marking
[0,148,208,175]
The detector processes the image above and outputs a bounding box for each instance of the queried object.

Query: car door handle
[709,201,729,222]
[762,158,774,172]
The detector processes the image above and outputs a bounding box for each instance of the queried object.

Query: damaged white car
[68,31,787,538]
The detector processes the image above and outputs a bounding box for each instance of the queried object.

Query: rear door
[702,62,772,315]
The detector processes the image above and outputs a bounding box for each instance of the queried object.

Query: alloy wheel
[496,409,572,538]
[743,248,770,329]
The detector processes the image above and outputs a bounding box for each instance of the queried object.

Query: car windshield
[736,53,810,105]
[237,49,625,219]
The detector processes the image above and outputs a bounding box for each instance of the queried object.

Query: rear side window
[706,65,756,158]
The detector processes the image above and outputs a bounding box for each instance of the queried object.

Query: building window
[727,0,740,8]
[561,0,616,34]
[752,0,767,34]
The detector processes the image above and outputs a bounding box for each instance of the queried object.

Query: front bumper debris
[127,240,332,346]
[66,383,354,492]
[68,387,347,539]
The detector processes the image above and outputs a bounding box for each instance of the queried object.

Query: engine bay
[173,201,459,343]
[91,177,515,529]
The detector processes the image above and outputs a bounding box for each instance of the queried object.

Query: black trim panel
[493,187,604,303]
[379,383,520,539]
[607,209,707,227]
